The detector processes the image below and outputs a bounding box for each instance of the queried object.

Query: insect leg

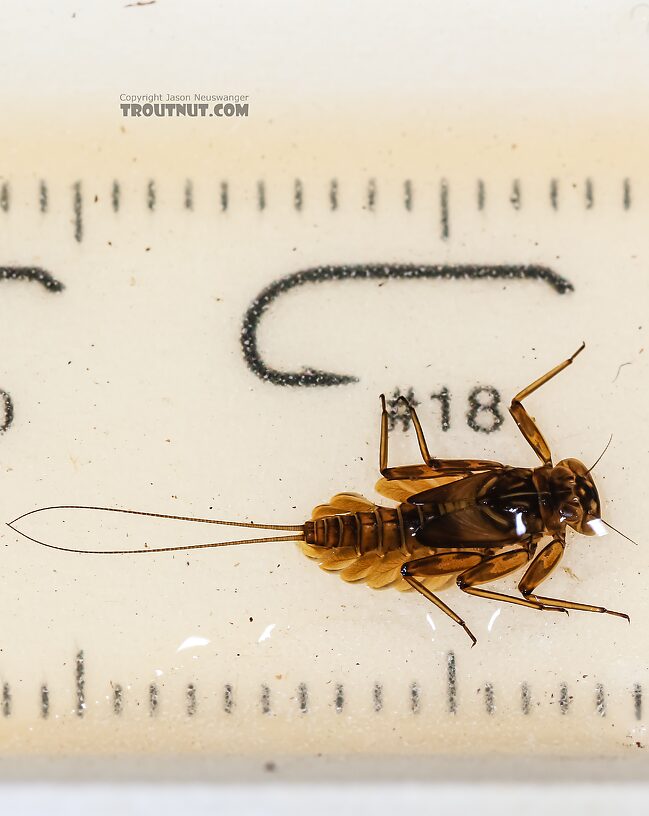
[379,393,390,472]
[379,395,502,480]
[396,394,434,465]
[457,549,567,613]
[509,343,585,465]
[380,462,503,480]
[518,539,630,621]
[401,552,484,645]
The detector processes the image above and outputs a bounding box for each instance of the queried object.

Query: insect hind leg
[378,394,503,480]
[401,552,484,645]
[457,548,567,614]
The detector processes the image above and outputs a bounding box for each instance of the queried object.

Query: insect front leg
[518,539,630,621]
[379,395,502,480]
[509,343,585,465]
[457,549,568,613]
[400,552,484,645]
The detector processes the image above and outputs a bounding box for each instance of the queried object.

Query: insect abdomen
[304,506,414,556]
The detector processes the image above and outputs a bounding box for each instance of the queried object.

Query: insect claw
[570,341,586,362]
[461,623,477,647]
[607,610,630,622]
[379,394,387,411]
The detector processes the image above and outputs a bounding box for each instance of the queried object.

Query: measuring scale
[0,102,647,760]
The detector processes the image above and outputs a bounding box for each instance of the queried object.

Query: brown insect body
[7,343,629,645]
[300,462,598,592]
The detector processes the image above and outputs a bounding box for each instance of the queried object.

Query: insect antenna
[601,519,638,546]
[6,504,305,555]
[587,434,613,474]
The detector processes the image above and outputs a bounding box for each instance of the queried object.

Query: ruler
[0,1,648,760]
[0,147,646,757]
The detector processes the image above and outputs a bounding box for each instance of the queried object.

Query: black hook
[240,263,574,387]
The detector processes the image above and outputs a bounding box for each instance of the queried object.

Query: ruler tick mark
[0,182,9,212]
[220,181,228,212]
[403,179,412,211]
[550,178,559,210]
[335,683,344,713]
[261,684,271,714]
[366,178,376,211]
[39,180,48,213]
[40,684,49,719]
[510,179,521,210]
[585,178,594,209]
[294,178,303,211]
[623,178,631,210]
[2,683,11,717]
[373,682,383,712]
[329,179,338,210]
[111,180,120,212]
[186,683,197,716]
[223,683,233,714]
[559,682,570,714]
[484,682,495,715]
[75,650,85,717]
[595,683,606,717]
[447,651,457,714]
[440,179,449,240]
[147,180,156,211]
[73,181,83,242]
[112,683,123,715]
[410,681,420,714]
[184,179,193,211]
[149,683,158,716]
[257,180,266,211]
[477,179,485,211]
[297,682,308,714]
[521,682,531,715]
[634,683,642,721]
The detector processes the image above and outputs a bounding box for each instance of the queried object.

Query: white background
[1,0,649,811]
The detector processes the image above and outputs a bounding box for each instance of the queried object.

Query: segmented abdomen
[304,506,416,556]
